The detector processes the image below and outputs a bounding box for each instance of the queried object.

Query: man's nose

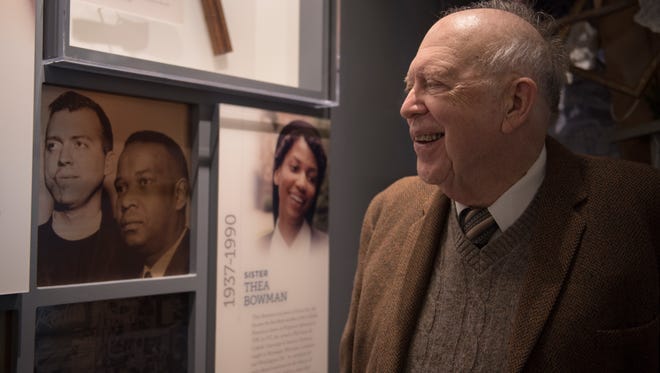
[119,189,138,211]
[400,89,427,119]
[57,143,74,165]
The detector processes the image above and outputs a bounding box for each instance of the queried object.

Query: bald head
[422,2,566,116]
[424,8,544,52]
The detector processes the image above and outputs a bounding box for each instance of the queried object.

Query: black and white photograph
[34,293,190,372]
[37,86,192,286]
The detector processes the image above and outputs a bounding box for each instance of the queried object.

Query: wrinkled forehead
[422,8,539,50]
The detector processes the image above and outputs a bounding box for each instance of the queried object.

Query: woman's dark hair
[272,120,327,226]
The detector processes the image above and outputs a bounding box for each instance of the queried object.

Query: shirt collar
[271,219,312,250]
[455,145,546,232]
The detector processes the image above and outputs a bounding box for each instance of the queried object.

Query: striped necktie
[459,207,499,248]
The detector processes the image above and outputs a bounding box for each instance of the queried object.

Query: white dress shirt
[456,145,547,234]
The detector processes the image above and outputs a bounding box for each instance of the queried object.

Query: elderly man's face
[115,142,183,259]
[400,12,508,198]
[44,109,109,210]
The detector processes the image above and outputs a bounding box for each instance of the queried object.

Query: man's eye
[139,178,152,187]
[74,140,89,149]
[45,142,60,151]
[425,80,448,92]
[115,184,126,194]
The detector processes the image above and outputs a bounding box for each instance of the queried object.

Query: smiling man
[340,1,659,372]
[114,130,190,278]
[37,90,124,285]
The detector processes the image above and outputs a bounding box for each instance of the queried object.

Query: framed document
[43,0,339,107]
[37,85,192,286]
[215,104,330,372]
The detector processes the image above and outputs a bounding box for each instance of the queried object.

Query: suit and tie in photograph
[37,87,192,285]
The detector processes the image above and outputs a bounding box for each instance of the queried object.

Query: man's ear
[174,178,189,211]
[501,77,537,134]
[104,151,116,176]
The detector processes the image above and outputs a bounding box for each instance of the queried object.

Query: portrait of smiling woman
[265,120,328,250]
[216,107,331,372]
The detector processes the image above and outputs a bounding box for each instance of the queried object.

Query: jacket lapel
[377,188,451,372]
[164,228,190,276]
[507,138,588,372]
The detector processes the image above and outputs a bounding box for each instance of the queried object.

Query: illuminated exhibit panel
[216,104,330,372]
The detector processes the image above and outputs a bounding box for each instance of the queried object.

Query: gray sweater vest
[406,196,540,372]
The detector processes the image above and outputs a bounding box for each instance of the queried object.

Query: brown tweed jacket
[340,137,660,372]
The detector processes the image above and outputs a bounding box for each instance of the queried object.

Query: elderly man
[114,130,190,278]
[340,1,659,372]
[37,90,125,285]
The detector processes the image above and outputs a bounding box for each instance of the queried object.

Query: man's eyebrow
[134,168,155,177]
[115,168,157,186]
[45,135,93,142]
[70,135,93,141]
[403,73,412,86]
[45,135,62,142]
[420,64,452,79]
[404,64,450,82]
[403,70,416,90]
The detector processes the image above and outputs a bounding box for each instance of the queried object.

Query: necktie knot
[459,207,499,248]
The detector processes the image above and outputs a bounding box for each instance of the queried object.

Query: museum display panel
[215,104,330,372]
[10,0,338,370]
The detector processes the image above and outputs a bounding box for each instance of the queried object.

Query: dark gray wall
[328,1,441,371]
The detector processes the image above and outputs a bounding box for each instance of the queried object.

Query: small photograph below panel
[35,292,190,372]
[216,104,330,373]
[1,310,17,372]
[37,86,192,286]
